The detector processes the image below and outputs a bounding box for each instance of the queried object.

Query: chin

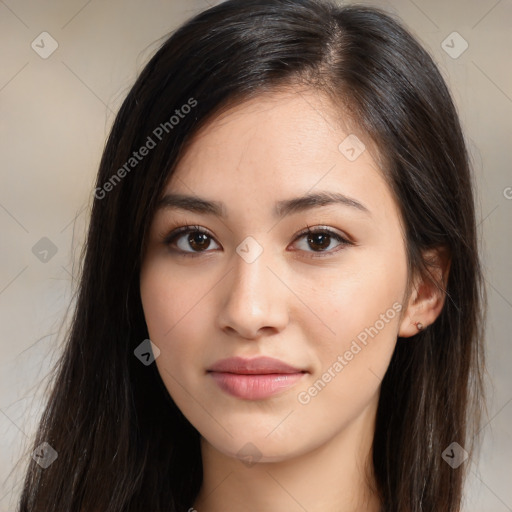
[200,425,319,465]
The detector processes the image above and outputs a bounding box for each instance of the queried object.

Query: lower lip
[209,372,306,400]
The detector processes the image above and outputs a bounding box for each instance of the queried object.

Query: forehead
[164,89,400,226]
[175,89,348,173]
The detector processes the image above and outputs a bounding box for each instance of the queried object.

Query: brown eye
[306,232,332,251]
[163,226,220,256]
[186,232,211,251]
[292,227,352,257]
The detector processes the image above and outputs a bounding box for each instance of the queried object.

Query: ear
[399,246,451,338]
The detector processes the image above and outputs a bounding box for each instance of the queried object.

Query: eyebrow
[156,191,371,219]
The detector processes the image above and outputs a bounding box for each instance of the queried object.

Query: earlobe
[398,246,451,338]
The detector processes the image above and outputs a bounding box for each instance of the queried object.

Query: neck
[192,396,382,512]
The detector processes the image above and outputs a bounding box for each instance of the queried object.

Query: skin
[139,88,449,512]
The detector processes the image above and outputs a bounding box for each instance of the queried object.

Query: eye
[290,225,352,257]
[163,225,220,256]
[161,224,353,258]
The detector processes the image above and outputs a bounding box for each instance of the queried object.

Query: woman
[17,0,486,511]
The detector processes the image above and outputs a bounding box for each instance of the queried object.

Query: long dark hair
[16,1,485,511]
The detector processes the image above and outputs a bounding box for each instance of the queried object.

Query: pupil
[308,233,329,250]
[189,232,209,250]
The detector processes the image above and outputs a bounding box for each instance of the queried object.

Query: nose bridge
[217,237,288,337]
[232,244,270,304]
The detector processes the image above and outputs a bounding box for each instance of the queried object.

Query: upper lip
[208,356,306,375]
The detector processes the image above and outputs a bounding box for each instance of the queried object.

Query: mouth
[207,356,308,400]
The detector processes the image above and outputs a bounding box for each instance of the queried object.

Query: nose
[216,244,289,340]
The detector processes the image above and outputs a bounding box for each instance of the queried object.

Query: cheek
[294,282,401,431]
[141,266,215,418]
[304,249,406,379]
[140,260,211,370]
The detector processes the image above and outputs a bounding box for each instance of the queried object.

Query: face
[140,88,410,463]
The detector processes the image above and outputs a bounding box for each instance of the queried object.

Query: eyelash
[161,224,354,259]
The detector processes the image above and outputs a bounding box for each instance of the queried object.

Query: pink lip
[207,356,307,400]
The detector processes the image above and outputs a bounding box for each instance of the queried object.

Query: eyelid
[161,224,220,257]
[293,224,353,244]
[288,225,353,258]
[162,224,213,243]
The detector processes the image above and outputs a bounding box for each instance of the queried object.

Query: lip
[208,356,304,374]
[207,356,307,400]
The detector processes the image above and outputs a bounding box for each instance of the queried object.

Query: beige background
[0,0,511,510]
